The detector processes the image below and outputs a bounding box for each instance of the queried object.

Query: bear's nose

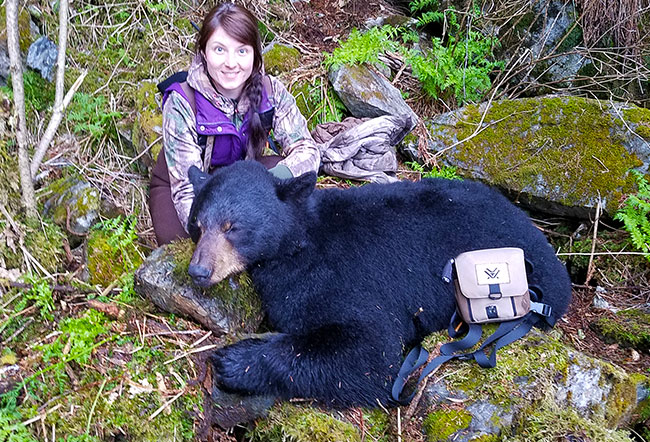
[188,264,211,285]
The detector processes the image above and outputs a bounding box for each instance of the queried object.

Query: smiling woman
[148,2,321,246]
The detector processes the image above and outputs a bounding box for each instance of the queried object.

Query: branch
[30,0,83,177]
[5,0,37,217]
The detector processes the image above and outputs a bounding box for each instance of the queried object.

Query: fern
[402,31,501,103]
[0,407,37,442]
[324,25,400,69]
[15,275,55,322]
[66,93,122,140]
[93,215,141,269]
[614,171,650,260]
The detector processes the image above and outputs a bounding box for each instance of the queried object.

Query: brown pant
[149,152,283,246]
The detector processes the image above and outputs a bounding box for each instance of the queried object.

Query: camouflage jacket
[162,55,321,230]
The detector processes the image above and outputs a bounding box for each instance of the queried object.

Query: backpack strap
[179,81,196,116]
[391,301,553,405]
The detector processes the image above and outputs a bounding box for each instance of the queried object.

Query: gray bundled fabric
[313,115,413,183]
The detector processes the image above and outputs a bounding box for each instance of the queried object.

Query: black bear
[186,161,571,408]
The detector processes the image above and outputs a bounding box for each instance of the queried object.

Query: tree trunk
[5,0,37,217]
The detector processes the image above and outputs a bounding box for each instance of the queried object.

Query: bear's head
[186,161,317,287]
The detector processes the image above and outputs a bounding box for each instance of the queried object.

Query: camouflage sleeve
[269,76,321,176]
[162,90,203,230]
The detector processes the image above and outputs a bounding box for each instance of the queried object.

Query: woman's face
[203,26,255,100]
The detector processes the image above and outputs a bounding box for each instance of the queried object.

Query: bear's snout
[188,263,212,286]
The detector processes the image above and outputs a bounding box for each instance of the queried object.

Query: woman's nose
[225,52,236,67]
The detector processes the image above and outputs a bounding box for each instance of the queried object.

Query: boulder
[133,240,263,336]
[328,63,418,128]
[399,95,650,218]
[42,176,101,236]
[26,35,57,81]
[416,329,647,441]
[262,43,301,76]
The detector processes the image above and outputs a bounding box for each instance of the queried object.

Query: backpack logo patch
[475,262,510,285]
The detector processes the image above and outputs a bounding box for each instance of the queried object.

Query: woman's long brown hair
[197,3,266,160]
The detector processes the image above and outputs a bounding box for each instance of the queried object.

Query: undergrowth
[324,1,502,104]
[406,161,462,180]
[614,170,650,261]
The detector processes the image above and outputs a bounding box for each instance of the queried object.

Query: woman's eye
[214,46,223,53]
[238,48,247,55]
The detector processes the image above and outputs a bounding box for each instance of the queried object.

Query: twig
[397,407,401,442]
[22,404,63,426]
[585,197,602,286]
[148,389,185,421]
[2,317,34,343]
[189,331,212,349]
[31,1,88,176]
[163,344,219,365]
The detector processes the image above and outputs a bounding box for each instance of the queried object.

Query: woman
[149,3,321,245]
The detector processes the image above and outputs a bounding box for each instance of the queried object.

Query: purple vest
[163,82,273,168]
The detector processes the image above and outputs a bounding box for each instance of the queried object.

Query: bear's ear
[275,171,317,204]
[188,165,209,196]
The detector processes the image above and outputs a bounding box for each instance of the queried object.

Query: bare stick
[31,0,87,177]
[5,0,37,216]
[585,197,602,286]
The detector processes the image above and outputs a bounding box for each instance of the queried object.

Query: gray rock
[328,63,418,128]
[134,246,263,336]
[0,49,9,86]
[27,36,58,81]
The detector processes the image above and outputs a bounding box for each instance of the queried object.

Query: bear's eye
[221,221,232,233]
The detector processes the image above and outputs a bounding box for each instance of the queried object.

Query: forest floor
[1,0,649,441]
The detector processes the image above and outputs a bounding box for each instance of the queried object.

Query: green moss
[438,96,644,214]
[422,407,472,441]
[87,229,143,286]
[602,362,639,426]
[263,44,301,76]
[622,107,650,139]
[1,216,65,274]
[512,397,633,441]
[590,309,650,352]
[166,239,263,330]
[41,354,201,440]
[132,81,164,166]
[249,403,360,442]
[364,409,392,442]
[0,6,34,52]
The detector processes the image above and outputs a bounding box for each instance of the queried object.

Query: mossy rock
[132,80,163,168]
[590,309,650,352]
[134,240,263,335]
[418,329,642,440]
[87,228,144,286]
[42,176,101,236]
[422,407,472,441]
[263,44,301,76]
[401,96,649,218]
[248,403,361,442]
[1,217,65,274]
